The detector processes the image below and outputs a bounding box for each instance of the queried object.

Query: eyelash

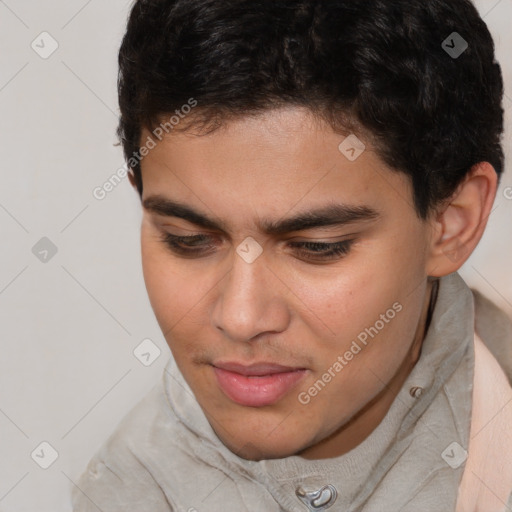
[159,233,354,261]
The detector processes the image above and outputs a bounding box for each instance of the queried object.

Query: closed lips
[212,362,308,407]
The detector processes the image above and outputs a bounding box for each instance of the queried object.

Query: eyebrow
[142,195,380,235]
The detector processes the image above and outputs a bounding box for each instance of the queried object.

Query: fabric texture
[72,272,512,512]
[456,332,512,511]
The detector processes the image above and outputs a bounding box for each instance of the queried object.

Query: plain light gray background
[0,1,511,510]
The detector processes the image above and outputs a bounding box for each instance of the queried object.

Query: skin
[133,106,497,460]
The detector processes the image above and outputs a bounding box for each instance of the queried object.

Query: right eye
[159,233,218,257]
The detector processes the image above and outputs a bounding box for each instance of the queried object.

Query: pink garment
[457,333,512,511]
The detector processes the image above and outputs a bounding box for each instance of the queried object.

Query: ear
[128,169,138,189]
[426,162,498,277]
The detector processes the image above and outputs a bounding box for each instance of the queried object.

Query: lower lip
[213,367,307,407]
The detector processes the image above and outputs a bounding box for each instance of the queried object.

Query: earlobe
[128,169,137,189]
[426,162,498,277]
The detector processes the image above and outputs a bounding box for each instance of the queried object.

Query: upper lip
[212,361,305,376]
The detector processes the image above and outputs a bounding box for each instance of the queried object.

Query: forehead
[139,107,416,228]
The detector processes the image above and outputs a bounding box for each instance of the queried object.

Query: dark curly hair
[117,0,504,218]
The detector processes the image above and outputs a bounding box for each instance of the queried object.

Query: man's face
[139,107,435,460]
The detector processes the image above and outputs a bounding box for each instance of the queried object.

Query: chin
[216,428,309,461]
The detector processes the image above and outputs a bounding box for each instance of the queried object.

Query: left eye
[288,240,354,261]
[159,233,354,261]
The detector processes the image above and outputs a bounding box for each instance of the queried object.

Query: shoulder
[456,333,512,512]
[471,287,512,384]
[72,382,178,511]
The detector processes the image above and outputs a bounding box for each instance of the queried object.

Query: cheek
[141,230,202,335]
[285,253,400,347]
[288,233,428,386]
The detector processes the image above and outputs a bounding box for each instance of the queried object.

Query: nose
[211,245,289,342]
